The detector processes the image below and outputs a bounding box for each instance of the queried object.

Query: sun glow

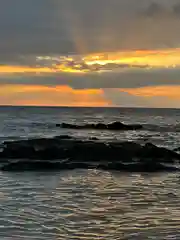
[35,48,180,73]
[0,84,110,107]
[83,48,180,68]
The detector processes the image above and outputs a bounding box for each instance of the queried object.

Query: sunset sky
[1,0,180,107]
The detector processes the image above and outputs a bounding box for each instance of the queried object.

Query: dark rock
[128,161,178,172]
[89,137,99,141]
[59,121,143,131]
[107,121,125,130]
[1,161,62,171]
[1,161,93,172]
[1,144,36,159]
[0,137,180,172]
[120,141,143,151]
[54,135,73,140]
[174,147,180,152]
[60,123,81,129]
[107,122,143,130]
[94,123,107,129]
[2,159,178,172]
[97,161,178,172]
[138,143,180,162]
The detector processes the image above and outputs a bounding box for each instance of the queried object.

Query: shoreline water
[0,106,179,239]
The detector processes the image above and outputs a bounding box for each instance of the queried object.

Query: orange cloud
[120,85,180,99]
[1,47,180,76]
[83,48,180,68]
[0,65,54,74]
[0,65,86,74]
[0,84,111,107]
[0,84,180,107]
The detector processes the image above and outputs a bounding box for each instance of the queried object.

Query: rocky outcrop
[137,143,180,163]
[57,121,143,131]
[98,161,179,172]
[1,161,91,172]
[0,136,179,172]
[174,147,180,152]
[1,160,178,172]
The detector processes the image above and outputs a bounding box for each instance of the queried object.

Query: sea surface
[0,106,180,239]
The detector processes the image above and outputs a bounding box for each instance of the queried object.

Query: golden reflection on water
[0,170,180,239]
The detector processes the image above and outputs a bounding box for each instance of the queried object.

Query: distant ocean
[0,106,180,239]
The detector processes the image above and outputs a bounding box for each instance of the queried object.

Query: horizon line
[0,105,179,110]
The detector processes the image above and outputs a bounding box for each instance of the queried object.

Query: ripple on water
[0,170,180,239]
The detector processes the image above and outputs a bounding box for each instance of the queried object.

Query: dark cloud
[103,90,153,107]
[0,0,180,57]
[104,89,180,108]
[140,1,180,17]
[141,2,164,17]
[1,67,180,89]
[172,2,180,16]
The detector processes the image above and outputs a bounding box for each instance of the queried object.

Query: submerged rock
[98,161,179,172]
[107,122,143,130]
[174,147,180,152]
[57,121,143,131]
[1,161,91,172]
[1,160,178,172]
[138,143,180,162]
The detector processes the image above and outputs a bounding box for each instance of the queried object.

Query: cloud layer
[0,67,180,89]
[0,0,180,107]
[0,84,180,108]
[1,0,180,56]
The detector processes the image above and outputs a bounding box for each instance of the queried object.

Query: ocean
[0,106,180,239]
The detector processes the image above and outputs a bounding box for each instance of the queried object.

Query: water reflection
[0,170,180,239]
